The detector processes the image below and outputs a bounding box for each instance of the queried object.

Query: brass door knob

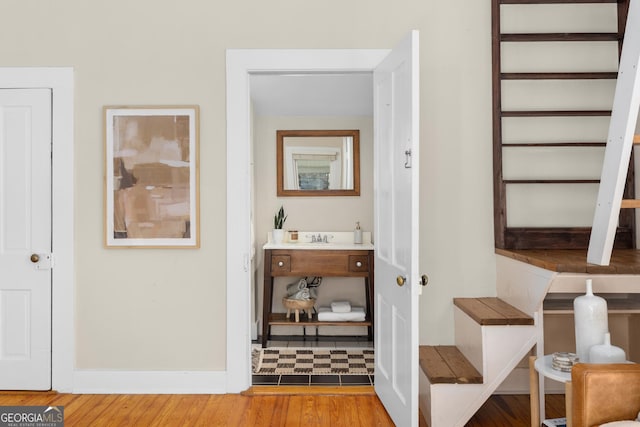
[396,276,406,287]
[30,254,40,263]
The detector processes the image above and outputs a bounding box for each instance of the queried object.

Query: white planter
[574,279,608,363]
[272,229,284,244]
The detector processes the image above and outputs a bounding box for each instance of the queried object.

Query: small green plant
[274,205,287,229]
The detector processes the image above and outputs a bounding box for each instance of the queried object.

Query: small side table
[529,355,572,427]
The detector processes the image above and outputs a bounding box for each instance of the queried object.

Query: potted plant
[272,205,287,243]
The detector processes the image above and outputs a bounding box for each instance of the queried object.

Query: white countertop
[263,231,374,251]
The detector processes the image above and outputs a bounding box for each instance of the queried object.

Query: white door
[0,89,52,390]
[374,31,420,427]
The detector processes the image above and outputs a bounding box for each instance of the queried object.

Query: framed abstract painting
[104,106,199,248]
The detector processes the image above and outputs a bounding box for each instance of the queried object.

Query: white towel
[317,306,365,322]
[331,301,351,313]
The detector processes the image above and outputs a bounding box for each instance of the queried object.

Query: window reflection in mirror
[276,130,360,197]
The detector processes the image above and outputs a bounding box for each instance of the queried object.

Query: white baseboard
[73,370,227,394]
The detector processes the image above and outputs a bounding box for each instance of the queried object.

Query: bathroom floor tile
[341,375,372,386]
[251,375,279,385]
[279,375,311,385]
[310,375,341,385]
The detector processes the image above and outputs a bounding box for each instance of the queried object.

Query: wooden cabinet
[262,248,374,347]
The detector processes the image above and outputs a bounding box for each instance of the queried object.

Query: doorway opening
[250,72,375,386]
[225,49,388,392]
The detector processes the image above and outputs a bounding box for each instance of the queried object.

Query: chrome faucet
[310,233,329,243]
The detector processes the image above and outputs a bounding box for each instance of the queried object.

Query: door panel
[0,89,52,390]
[374,31,420,426]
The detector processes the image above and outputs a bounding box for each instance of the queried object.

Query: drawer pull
[356,261,362,267]
[278,261,284,267]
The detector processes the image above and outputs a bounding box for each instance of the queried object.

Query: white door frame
[0,68,75,392]
[226,50,388,392]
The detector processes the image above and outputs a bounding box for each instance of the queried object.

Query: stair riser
[454,307,484,373]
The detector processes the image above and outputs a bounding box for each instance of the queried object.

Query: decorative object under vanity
[574,279,609,363]
[282,297,315,323]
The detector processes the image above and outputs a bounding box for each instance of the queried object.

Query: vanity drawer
[349,255,369,273]
[271,255,291,273]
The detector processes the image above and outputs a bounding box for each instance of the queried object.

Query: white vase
[574,279,608,363]
[589,332,626,363]
[272,229,284,244]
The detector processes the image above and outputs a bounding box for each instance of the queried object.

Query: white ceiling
[249,73,373,117]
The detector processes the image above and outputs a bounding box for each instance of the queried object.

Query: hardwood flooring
[0,391,564,426]
[466,393,565,427]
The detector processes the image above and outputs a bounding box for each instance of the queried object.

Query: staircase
[420,1,640,425]
[419,298,537,427]
[491,0,635,251]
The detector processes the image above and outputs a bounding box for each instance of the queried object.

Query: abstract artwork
[104,106,199,247]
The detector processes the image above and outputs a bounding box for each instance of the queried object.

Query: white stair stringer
[419,308,538,427]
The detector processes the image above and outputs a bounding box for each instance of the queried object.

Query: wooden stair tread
[453,297,534,325]
[501,72,617,80]
[502,110,611,117]
[621,199,640,208]
[500,0,618,4]
[501,32,620,42]
[419,345,483,384]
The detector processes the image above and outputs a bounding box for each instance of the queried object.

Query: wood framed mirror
[276,129,360,197]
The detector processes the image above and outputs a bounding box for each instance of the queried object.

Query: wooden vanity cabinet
[262,248,374,347]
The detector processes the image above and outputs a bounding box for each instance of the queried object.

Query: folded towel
[286,278,307,296]
[288,288,311,300]
[317,306,365,322]
[331,301,351,313]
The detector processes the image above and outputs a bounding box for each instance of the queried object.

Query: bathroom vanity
[262,232,374,347]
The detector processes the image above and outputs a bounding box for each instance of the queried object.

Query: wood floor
[0,391,564,426]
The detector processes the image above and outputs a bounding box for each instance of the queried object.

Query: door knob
[396,276,406,287]
[421,274,429,287]
[278,261,284,267]
[30,254,40,263]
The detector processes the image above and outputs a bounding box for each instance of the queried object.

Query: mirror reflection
[277,130,360,197]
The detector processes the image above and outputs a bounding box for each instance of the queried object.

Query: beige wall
[0,0,497,371]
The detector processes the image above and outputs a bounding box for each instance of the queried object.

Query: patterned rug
[253,348,374,375]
